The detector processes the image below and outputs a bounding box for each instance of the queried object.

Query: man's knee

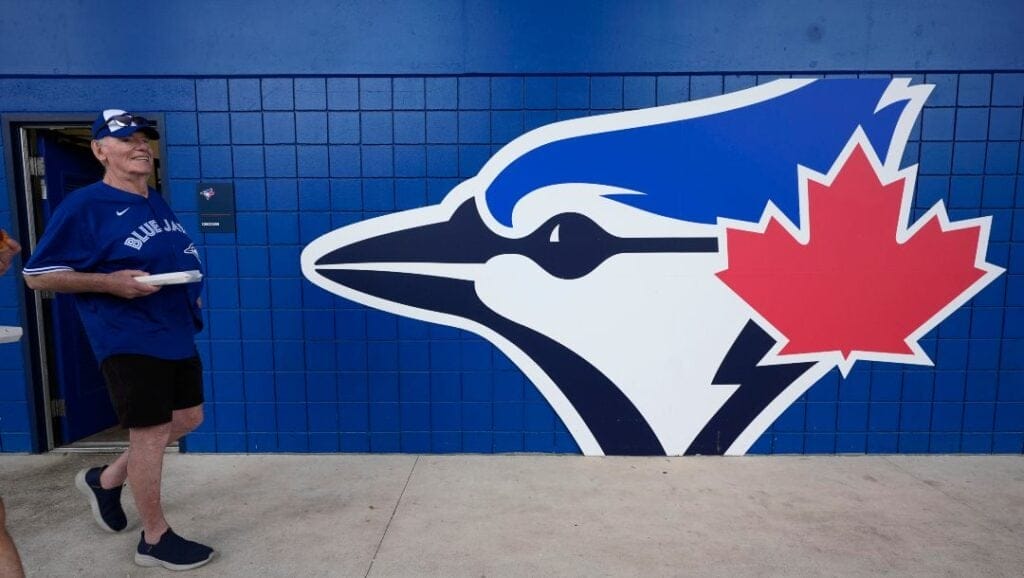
[129,421,174,449]
[173,405,203,433]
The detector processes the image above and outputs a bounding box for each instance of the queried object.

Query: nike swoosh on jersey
[116,208,130,216]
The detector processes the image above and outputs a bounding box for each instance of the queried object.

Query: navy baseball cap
[91,109,160,140]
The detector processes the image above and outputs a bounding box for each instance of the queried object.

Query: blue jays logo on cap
[91,109,160,140]
[302,78,1003,456]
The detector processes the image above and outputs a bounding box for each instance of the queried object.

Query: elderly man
[22,110,213,571]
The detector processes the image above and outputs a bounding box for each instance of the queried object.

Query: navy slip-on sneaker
[135,528,215,571]
[74,465,127,532]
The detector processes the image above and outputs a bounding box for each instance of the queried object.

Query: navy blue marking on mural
[485,79,907,228]
[321,268,665,455]
[316,199,717,280]
[685,320,814,455]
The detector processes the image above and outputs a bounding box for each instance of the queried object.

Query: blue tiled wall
[1,72,1022,454]
[0,143,31,451]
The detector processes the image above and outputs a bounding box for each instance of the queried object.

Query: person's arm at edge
[0,231,20,276]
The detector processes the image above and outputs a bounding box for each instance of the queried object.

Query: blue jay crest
[302,79,1002,456]
[184,243,201,262]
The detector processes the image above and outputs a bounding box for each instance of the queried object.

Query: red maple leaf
[717,144,988,361]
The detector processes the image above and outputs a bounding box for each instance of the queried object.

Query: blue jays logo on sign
[302,79,1002,456]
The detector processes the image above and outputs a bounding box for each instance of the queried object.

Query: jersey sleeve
[22,201,99,276]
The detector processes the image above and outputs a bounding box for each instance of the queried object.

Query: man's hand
[105,270,161,299]
[0,229,21,276]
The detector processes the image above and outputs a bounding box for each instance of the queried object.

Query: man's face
[93,132,154,178]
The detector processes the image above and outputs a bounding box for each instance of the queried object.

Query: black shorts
[100,354,204,428]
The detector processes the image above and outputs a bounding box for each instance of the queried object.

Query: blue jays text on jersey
[123,218,188,250]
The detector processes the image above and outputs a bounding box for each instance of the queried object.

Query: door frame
[2,112,169,452]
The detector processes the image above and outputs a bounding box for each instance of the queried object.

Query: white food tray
[135,270,203,286]
[0,326,23,344]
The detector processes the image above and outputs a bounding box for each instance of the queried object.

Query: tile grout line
[364,455,420,578]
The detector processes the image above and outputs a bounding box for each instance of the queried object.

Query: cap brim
[100,125,161,140]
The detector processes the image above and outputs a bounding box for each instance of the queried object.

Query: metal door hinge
[50,398,66,417]
[27,156,45,176]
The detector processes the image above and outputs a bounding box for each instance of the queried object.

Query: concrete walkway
[0,453,1021,577]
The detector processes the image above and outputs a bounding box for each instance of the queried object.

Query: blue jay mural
[302,79,1002,456]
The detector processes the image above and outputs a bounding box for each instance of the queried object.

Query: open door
[35,131,116,444]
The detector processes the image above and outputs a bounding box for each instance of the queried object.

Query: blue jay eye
[525,212,719,280]
[526,213,616,280]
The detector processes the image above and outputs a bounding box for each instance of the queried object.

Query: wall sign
[301,79,1003,456]
[197,183,235,233]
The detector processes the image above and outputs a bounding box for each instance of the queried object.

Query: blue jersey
[24,181,204,361]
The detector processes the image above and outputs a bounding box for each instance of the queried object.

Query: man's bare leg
[100,406,204,490]
[128,422,172,542]
[125,406,204,543]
